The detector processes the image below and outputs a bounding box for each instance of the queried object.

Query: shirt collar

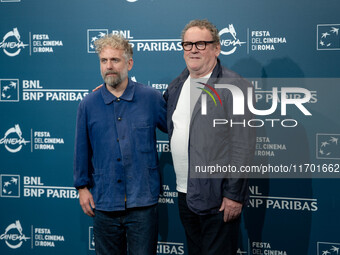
[101,78,135,104]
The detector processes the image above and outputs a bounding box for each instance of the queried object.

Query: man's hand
[219,197,242,222]
[78,187,95,217]
[92,84,103,92]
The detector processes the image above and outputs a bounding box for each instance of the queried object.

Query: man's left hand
[219,197,242,222]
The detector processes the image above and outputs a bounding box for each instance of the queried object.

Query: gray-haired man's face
[99,46,131,88]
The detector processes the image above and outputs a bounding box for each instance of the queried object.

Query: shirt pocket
[133,122,154,152]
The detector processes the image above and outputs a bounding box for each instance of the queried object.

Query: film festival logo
[0,28,28,57]
[236,248,247,254]
[317,242,340,255]
[0,79,19,102]
[219,24,246,55]
[87,29,108,53]
[0,174,20,198]
[317,24,340,50]
[0,220,30,249]
[316,134,340,160]
[0,125,30,153]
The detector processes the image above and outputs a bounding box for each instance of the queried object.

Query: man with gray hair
[164,19,255,254]
[74,34,167,255]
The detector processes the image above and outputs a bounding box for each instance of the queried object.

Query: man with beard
[74,34,166,255]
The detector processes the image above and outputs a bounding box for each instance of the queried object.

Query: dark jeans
[178,192,240,255]
[93,204,158,255]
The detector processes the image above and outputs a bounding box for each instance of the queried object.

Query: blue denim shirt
[74,79,167,211]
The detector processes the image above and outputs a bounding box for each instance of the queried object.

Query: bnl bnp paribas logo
[197,81,312,128]
[317,24,340,50]
[87,29,182,53]
[1,174,20,198]
[0,125,30,153]
[87,25,245,55]
[0,79,19,102]
[88,29,108,53]
[0,28,28,57]
[317,242,340,255]
[316,134,340,160]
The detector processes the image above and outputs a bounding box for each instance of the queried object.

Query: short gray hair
[181,19,220,43]
[94,34,133,61]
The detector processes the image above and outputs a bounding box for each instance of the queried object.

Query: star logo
[318,242,340,255]
[0,79,19,102]
[0,174,20,198]
[317,24,340,50]
[316,134,340,159]
[87,29,108,53]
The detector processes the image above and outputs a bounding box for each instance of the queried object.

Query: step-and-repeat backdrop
[1,0,339,254]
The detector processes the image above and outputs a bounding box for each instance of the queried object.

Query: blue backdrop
[1,0,340,254]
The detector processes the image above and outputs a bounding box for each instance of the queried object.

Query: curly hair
[94,34,133,61]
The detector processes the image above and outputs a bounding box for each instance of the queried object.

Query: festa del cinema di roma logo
[0,124,30,153]
[0,124,64,153]
[0,28,28,57]
[197,82,312,128]
[0,220,30,249]
[219,24,246,55]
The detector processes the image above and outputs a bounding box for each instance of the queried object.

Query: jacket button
[118,117,122,121]
[117,158,121,161]
[117,98,121,102]
[117,180,122,183]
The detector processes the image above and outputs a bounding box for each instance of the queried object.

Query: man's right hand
[78,187,95,217]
